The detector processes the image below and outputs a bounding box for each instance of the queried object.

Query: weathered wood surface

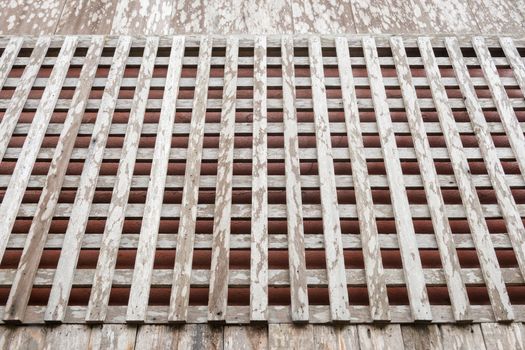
[0,35,524,326]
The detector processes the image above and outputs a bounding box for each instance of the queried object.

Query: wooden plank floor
[0,323,523,349]
[1,35,525,325]
[0,0,524,35]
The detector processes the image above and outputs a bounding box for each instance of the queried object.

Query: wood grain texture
[3,36,103,323]
[269,324,314,349]
[336,36,389,322]
[135,325,176,349]
[44,325,92,350]
[56,0,118,34]
[357,324,404,350]
[351,0,428,34]
[0,36,50,162]
[390,36,470,322]
[469,0,525,34]
[292,0,356,34]
[250,35,269,322]
[224,326,268,350]
[174,324,223,350]
[481,323,525,350]
[418,0,480,33]
[111,0,174,35]
[363,36,431,322]
[447,36,525,294]
[0,36,76,264]
[402,325,443,350]
[440,324,487,350]
[171,0,293,34]
[89,324,137,350]
[419,36,514,322]
[168,36,213,322]
[208,36,239,322]
[42,39,135,320]
[281,35,309,323]
[309,36,351,322]
[0,0,66,34]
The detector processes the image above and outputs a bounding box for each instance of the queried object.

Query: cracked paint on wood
[56,0,118,34]
[292,0,356,34]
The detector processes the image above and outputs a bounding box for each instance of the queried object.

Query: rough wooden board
[0,327,47,350]
[500,37,525,97]
[358,324,405,350]
[224,326,268,350]
[469,0,525,34]
[336,36,389,322]
[440,324,487,350]
[391,36,469,322]
[268,324,314,349]
[401,324,443,350]
[111,0,174,35]
[3,36,103,323]
[44,325,92,350]
[168,36,213,322]
[0,0,66,35]
[249,35,269,322]
[135,325,176,349]
[418,0,480,33]
[292,0,356,34]
[89,324,137,350]
[56,0,118,34]
[208,36,239,322]
[281,35,309,323]
[418,36,514,322]
[364,36,431,322]
[351,0,428,34]
[175,324,224,350]
[481,323,525,350]
[171,0,293,34]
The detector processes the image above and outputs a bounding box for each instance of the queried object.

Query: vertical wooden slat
[0,37,23,90]
[281,35,309,323]
[308,36,350,322]
[363,36,432,322]
[336,36,390,322]
[269,324,314,349]
[3,36,104,323]
[208,36,239,322]
[481,323,525,350]
[0,36,50,162]
[45,37,158,322]
[134,325,176,349]
[168,36,213,322]
[500,37,525,97]
[390,36,470,322]
[250,35,269,322]
[440,324,487,349]
[43,325,92,350]
[473,36,525,179]
[126,36,185,323]
[446,36,525,292]
[0,36,76,263]
[418,37,514,321]
[175,324,224,349]
[401,325,443,350]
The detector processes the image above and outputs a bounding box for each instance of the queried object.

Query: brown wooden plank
[175,324,224,349]
[135,325,176,349]
[3,36,103,323]
[249,35,269,322]
[168,36,213,322]
[401,325,443,350]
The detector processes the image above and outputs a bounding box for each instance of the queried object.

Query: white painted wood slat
[0,36,77,264]
[208,36,239,322]
[0,37,23,90]
[390,36,470,322]
[500,37,525,97]
[419,36,514,321]
[3,36,104,323]
[363,36,432,322]
[250,35,269,322]
[336,36,390,322]
[168,36,213,322]
[308,36,351,322]
[281,35,309,323]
